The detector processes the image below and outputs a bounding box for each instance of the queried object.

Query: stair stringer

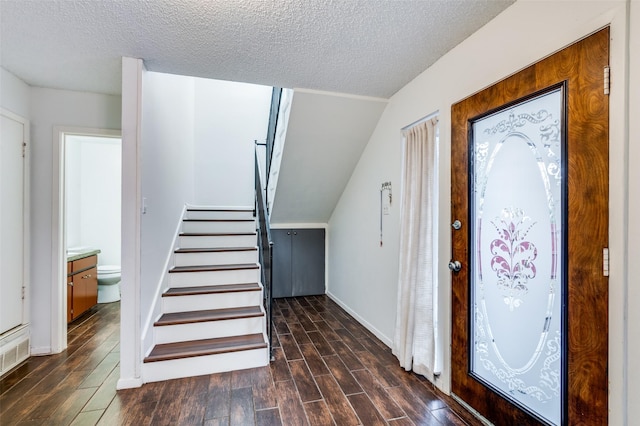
[140,204,186,361]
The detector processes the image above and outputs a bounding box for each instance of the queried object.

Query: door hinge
[604,66,610,95]
[21,286,25,300]
[603,248,610,277]
[22,142,26,158]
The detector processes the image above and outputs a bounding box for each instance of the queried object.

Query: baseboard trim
[117,377,143,390]
[326,291,393,348]
[30,346,52,356]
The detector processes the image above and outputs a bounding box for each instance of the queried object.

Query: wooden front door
[451,28,609,425]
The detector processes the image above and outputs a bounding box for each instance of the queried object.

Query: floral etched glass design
[470,88,564,425]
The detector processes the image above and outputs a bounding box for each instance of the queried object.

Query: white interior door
[1,112,26,334]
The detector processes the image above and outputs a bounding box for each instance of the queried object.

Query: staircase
[141,207,269,383]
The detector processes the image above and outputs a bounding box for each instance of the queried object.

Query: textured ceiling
[0,0,514,98]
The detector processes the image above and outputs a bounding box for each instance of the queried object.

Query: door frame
[51,126,121,353]
[450,28,610,425]
[0,108,30,333]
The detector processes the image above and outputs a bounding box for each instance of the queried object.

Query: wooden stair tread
[169,263,259,273]
[155,305,263,326]
[174,247,257,253]
[144,333,266,363]
[179,232,256,236]
[163,283,261,297]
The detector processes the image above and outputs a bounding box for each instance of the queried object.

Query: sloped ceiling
[270,90,387,224]
[0,0,513,98]
[1,0,515,225]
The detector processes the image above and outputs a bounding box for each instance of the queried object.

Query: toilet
[97,265,121,303]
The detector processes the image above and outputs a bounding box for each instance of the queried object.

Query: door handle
[448,260,462,272]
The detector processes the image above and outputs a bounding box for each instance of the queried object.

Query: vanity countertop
[67,248,101,262]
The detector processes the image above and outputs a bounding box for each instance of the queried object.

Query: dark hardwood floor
[0,296,482,425]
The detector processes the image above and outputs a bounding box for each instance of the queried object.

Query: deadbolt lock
[448,260,462,272]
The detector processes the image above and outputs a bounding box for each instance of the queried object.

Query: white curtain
[392,118,438,377]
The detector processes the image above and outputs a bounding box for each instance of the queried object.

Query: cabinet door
[75,267,97,317]
[73,274,86,319]
[291,229,325,297]
[85,267,98,308]
[67,276,74,323]
[272,229,292,298]
[272,228,326,298]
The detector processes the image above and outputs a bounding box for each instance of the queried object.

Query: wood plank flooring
[0,296,483,425]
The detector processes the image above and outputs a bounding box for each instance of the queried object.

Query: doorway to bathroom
[53,128,122,350]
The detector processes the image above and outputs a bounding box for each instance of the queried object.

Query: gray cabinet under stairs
[272,228,325,298]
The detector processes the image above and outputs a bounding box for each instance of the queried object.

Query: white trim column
[118,56,144,389]
[626,1,640,423]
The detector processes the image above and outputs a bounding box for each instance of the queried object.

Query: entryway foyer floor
[0,296,481,425]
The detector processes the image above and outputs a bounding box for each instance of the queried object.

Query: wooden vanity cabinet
[67,275,73,323]
[67,255,98,322]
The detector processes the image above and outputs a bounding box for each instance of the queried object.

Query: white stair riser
[174,250,257,267]
[162,290,262,313]
[179,234,256,249]
[186,210,254,220]
[154,316,264,344]
[142,347,268,383]
[169,268,260,287]
[182,220,256,234]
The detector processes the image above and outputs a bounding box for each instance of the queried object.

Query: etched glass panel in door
[470,87,564,425]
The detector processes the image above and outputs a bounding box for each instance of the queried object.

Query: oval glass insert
[470,87,564,425]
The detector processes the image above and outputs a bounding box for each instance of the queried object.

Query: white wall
[328,1,633,423]
[29,87,121,353]
[65,135,121,266]
[0,67,31,119]
[65,138,82,247]
[140,71,195,321]
[0,67,30,118]
[193,78,271,207]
